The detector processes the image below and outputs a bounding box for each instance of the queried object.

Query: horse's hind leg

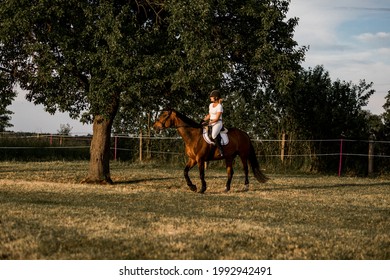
[184,159,197,192]
[224,158,234,192]
[240,155,250,191]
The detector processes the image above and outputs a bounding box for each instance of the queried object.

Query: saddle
[202,126,229,146]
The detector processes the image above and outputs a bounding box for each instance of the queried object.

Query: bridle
[156,109,196,129]
[156,109,173,129]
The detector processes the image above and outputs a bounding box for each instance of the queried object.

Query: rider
[202,89,224,157]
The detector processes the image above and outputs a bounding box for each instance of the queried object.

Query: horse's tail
[248,140,269,183]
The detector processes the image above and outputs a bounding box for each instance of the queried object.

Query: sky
[287,0,390,112]
[8,0,390,134]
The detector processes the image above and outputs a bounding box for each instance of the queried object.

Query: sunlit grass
[0,161,389,259]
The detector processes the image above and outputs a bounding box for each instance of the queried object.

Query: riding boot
[214,134,224,157]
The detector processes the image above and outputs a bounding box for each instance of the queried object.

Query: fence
[255,138,385,175]
[1,132,390,175]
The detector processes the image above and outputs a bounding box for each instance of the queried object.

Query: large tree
[0,0,305,183]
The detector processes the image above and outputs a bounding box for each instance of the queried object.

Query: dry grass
[0,161,389,260]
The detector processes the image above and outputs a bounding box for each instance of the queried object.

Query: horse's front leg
[184,158,197,192]
[198,160,207,194]
[225,158,234,192]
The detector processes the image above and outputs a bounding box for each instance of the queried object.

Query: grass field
[0,161,389,260]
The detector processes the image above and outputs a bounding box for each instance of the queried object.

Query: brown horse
[153,109,268,193]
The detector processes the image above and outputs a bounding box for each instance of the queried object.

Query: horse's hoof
[188,185,197,192]
[224,188,230,193]
[199,187,207,194]
[243,184,249,192]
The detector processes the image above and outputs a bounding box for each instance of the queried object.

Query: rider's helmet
[209,90,221,100]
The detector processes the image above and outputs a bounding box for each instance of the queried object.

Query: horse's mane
[173,109,202,128]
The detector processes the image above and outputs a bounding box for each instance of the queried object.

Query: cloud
[336,6,390,12]
[378,48,390,55]
[288,0,390,114]
[288,2,348,45]
[355,32,390,42]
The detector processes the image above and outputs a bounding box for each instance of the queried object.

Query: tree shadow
[114,176,178,185]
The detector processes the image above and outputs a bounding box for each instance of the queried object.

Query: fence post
[147,112,151,159]
[338,137,343,177]
[139,129,143,162]
[368,134,375,176]
[280,132,286,163]
[114,136,118,161]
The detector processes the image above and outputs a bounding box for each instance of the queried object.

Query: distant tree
[381,90,390,137]
[57,123,73,136]
[1,0,305,183]
[371,90,390,173]
[0,68,16,132]
[279,65,375,172]
[283,65,374,140]
[363,111,383,137]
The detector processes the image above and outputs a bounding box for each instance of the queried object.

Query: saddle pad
[202,127,229,146]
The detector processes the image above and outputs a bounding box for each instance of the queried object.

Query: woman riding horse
[153,109,268,193]
[202,90,224,157]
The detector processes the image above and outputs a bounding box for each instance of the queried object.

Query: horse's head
[153,109,176,131]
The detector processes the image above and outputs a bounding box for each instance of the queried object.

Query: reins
[157,109,203,129]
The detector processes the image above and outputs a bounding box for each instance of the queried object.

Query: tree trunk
[82,115,115,184]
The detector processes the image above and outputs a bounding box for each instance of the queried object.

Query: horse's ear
[163,108,176,114]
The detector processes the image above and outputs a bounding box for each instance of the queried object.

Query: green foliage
[283,65,374,140]
[113,0,306,133]
[275,65,375,173]
[0,69,16,132]
[1,0,304,133]
[381,90,390,137]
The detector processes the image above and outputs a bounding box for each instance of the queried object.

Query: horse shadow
[256,179,390,192]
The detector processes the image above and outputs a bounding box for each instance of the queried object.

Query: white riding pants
[211,121,223,139]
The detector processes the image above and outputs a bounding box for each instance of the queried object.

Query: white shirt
[209,103,223,121]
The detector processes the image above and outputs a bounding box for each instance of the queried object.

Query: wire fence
[1,132,390,175]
